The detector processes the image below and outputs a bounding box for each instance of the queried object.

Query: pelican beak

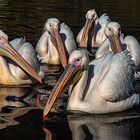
[43,60,82,119]
[80,17,95,48]
[52,27,68,69]
[108,32,122,53]
[0,42,43,84]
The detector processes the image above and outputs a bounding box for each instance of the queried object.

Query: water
[0,0,140,139]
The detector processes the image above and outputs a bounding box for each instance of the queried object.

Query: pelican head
[44,18,60,36]
[80,9,98,48]
[43,49,89,119]
[0,30,8,43]
[0,31,42,84]
[69,50,89,68]
[105,22,121,37]
[44,18,68,69]
[105,22,122,52]
[86,9,97,20]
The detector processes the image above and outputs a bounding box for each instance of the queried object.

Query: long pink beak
[43,61,81,119]
[0,42,43,84]
[80,17,95,48]
[52,27,68,69]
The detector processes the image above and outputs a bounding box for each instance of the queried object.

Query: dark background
[0,0,139,46]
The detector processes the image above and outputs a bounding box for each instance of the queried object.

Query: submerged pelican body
[43,49,139,118]
[0,30,43,85]
[77,9,110,48]
[36,18,76,69]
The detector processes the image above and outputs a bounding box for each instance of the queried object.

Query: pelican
[77,9,110,48]
[0,30,43,85]
[36,18,76,69]
[43,49,139,118]
[95,22,140,76]
[95,22,123,58]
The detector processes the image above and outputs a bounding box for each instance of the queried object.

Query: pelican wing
[18,42,40,71]
[9,42,42,80]
[90,51,135,102]
[94,14,110,36]
[95,39,110,58]
[60,23,75,39]
[36,31,49,61]
[124,35,140,68]
[60,22,76,54]
[98,13,110,28]
[10,37,26,51]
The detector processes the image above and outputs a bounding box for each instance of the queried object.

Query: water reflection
[44,116,72,140]
[0,87,38,129]
[68,113,140,140]
[0,109,45,140]
[0,87,45,140]
[0,87,33,109]
[43,112,140,140]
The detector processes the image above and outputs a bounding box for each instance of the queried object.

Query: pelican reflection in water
[43,48,139,118]
[0,87,35,110]
[36,18,76,69]
[0,87,38,129]
[77,9,110,48]
[68,114,139,140]
[0,30,43,85]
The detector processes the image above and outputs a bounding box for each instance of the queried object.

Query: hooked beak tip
[43,107,49,120]
[40,78,44,84]
[42,125,46,130]
[63,64,67,70]
[42,114,46,120]
[80,41,86,48]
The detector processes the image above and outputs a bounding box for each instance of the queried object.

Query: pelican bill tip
[40,78,45,84]
[42,114,46,120]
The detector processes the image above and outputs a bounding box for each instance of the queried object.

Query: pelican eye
[76,58,81,62]
[76,57,82,64]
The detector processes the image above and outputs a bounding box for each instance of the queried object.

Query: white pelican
[95,22,140,75]
[95,22,122,58]
[43,49,139,118]
[77,9,110,48]
[0,30,43,85]
[36,18,76,69]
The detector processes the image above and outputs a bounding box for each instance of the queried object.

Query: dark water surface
[0,0,140,140]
